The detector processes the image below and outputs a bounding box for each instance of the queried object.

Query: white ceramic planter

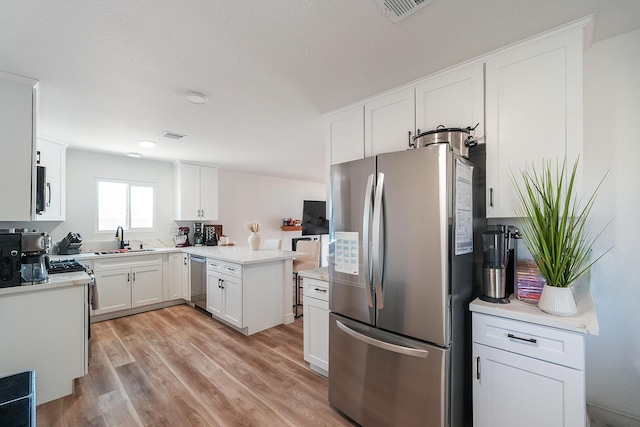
[248,232,261,251]
[538,284,577,316]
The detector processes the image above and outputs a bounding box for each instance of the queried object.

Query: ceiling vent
[162,131,187,140]
[373,0,434,23]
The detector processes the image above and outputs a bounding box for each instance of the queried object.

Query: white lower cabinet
[93,255,163,316]
[302,275,329,376]
[472,312,586,427]
[207,259,243,328]
[164,252,183,301]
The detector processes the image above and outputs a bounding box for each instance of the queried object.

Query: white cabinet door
[364,87,415,157]
[473,342,585,427]
[175,162,219,220]
[36,138,66,221]
[0,73,37,221]
[93,268,131,315]
[166,252,182,301]
[303,295,329,373]
[485,28,584,217]
[326,105,364,165]
[415,62,484,138]
[199,165,219,220]
[131,265,163,308]
[181,253,191,300]
[175,162,200,220]
[207,270,223,317]
[222,274,243,328]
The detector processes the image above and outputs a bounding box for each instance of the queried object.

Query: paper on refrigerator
[334,231,359,275]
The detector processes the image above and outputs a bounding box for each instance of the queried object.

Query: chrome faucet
[115,226,125,249]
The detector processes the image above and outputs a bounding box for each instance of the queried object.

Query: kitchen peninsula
[0,271,92,405]
[69,246,299,335]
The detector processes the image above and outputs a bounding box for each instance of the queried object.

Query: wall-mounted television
[302,200,329,236]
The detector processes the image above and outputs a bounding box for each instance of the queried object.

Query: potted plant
[512,157,610,316]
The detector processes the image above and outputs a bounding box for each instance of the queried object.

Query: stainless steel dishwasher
[189,255,207,311]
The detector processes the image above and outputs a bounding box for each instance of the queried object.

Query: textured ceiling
[2,0,640,183]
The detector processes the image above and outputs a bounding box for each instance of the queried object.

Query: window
[97,179,155,231]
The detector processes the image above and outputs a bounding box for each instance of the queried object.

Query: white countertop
[53,245,298,265]
[0,271,92,297]
[469,284,599,335]
[298,267,328,281]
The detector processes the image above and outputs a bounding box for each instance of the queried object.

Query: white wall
[50,149,176,249]
[583,29,640,421]
[216,169,326,251]
[47,150,325,252]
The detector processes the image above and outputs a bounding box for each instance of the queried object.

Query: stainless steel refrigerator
[328,142,482,427]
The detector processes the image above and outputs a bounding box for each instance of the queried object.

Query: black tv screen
[302,200,329,236]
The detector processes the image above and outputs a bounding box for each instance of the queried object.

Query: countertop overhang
[0,271,92,297]
[469,284,599,335]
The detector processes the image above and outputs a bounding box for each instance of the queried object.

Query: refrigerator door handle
[336,320,429,358]
[372,172,384,309]
[363,173,375,309]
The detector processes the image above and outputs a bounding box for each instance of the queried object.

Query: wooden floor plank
[38,304,353,426]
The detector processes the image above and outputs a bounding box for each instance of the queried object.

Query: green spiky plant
[512,157,610,288]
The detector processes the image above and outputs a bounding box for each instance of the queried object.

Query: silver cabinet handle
[507,333,537,344]
[336,320,429,358]
[362,173,375,309]
[133,272,136,281]
[127,273,130,282]
[314,288,327,293]
[46,182,52,207]
[201,210,205,217]
[372,172,384,309]
[489,188,494,207]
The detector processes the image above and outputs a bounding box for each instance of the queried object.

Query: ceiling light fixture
[186,91,208,104]
[139,140,156,148]
[126,152,142,158]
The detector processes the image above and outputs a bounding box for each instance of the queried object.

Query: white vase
[248,232,261,251]
[538,284,577,316]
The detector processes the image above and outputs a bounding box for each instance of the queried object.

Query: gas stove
[48,259,87,274]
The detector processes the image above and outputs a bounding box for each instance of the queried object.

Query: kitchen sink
[93,248,156,255]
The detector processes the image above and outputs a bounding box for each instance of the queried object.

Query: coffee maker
[193,222,204,246]
[21,232,52,284]
[0,232,22,288]
[481,225,521,304]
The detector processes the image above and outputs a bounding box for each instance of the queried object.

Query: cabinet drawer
[207,259,223,272]
[473,313,584,370]
[93,254,162,271]
[303,278,328,302]
[222,262,242,279]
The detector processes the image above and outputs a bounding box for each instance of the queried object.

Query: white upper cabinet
[326,105,364,165]
[364,87,415,157]
[484,22,587,218]
[0,71,38,221]
[175,162,219,221]
[35,138,66,221]
[415,62,485,139]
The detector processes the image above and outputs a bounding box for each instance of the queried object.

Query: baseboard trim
[587,403,640,427]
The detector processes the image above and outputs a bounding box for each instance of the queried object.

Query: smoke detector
[373,0,434,23]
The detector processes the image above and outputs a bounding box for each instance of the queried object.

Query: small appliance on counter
[193,222,204,246]
[0,232,21,288]
[481,224,521,304]
[174,227,190,247]
[21,232,52,284]
[204,224,222,246]
[57,232,83,255]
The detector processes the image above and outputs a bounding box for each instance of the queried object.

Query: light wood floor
[36,304,353,427]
